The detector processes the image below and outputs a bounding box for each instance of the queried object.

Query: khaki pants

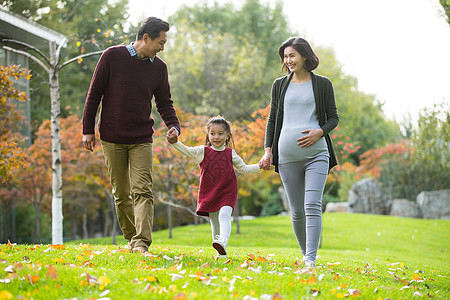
[101,141,153,249]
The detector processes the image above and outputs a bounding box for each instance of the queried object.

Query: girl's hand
[259,147,273,170]
[166,127,179,144]
[297,128,323,148]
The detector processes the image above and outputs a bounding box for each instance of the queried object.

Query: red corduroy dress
[197,147,238,216]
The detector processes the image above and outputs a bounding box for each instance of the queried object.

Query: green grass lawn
[1,213,449,299]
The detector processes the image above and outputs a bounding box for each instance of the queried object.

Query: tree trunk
[168,204,172,239]
[11,204,15,243]
[71,209,77,240]
[82,208,88,239]
[49,40,64,245]
[36,203,41,243]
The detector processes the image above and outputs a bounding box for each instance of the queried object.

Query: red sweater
[82,45,180,144]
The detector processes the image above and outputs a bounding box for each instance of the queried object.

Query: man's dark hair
[278,37,319,73]
[137,17,169,40]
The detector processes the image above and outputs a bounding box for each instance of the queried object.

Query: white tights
[209,206,233,242]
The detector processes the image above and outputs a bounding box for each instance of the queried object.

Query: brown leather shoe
[132,246,147,253]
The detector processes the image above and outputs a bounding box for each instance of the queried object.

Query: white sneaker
[212,235,227,256]
[304,260,315,268]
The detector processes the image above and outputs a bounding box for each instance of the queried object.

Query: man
[82,17,180,253]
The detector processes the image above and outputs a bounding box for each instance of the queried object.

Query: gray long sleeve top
[264,72,339,172]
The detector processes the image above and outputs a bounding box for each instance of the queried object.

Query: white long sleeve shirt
[171,141,260,174]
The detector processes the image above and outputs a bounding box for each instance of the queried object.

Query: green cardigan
[264,72,339,172]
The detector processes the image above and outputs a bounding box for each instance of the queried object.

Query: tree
[166,0,293,121]
[2,0,131,244]
[159,22,268,121]
[357,102,450,200]
[14,120,53,243]
[0,65,31,242]
[0,65,30,183]
[3,0,131,124]
[440,0,450,25]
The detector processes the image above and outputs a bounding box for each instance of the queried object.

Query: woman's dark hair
[278,37,319,73]
[205,116,235,148]
[137,17,169,40]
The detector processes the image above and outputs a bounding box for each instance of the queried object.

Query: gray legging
[278,155,329,263]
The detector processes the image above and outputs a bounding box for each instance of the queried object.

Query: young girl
[166,116,261,256]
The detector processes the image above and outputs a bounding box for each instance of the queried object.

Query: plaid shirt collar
[126,42,154,63]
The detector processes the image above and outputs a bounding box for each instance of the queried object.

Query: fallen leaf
[52,257,64,264]
[256,256,267,263]
[309,288,320,297]
[147,275,158,282]
[0,290,13,299]
[172,292,187,300]
[201,262,210,268]
[307,276,317,284]
[26,274,39,284]
[50,244,65,250]
[46,265,58,279]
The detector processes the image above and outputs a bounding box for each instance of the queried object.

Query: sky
[128,0,450,123]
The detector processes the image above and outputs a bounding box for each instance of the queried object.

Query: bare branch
[2,46,49,73]
[55,38,68,65]
[2,39,50,66]
[157,196,207,220]
[59,50,104,70]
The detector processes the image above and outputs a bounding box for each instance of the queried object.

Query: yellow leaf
[222,277,230,283]
[336,293,346,298]
[76,42,81,47]
[168,284,177,292]
[147,275,158,282]
[78,57,83,64]
[97,29,101,33]
[412,273,420,281]
[98,275,110,285]
[0,290,13,300]
[191,292,198,298]
[52,257,64,264]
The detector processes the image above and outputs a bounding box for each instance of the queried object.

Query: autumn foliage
[0,65,31,183]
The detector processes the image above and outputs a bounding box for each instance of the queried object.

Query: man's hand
[166,127,179,144]
[83,134,96,152]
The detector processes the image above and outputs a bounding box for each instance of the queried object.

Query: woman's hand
[297,128,323,148]
[259,147,273,170]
